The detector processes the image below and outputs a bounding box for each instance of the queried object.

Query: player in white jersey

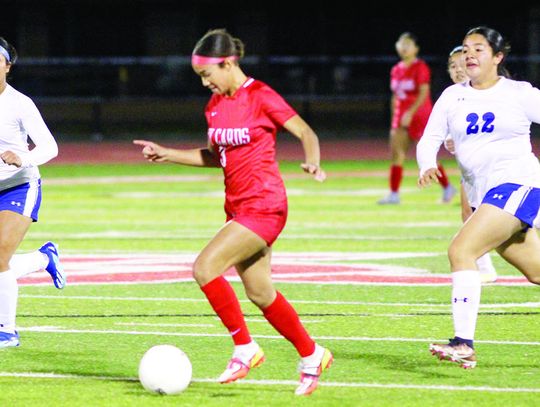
[0,37,66,349]
[444,45,497,284]
[417,26,540,369]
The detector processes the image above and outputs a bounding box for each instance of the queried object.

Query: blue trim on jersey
[482,183,540,228]
[0,180,42,222]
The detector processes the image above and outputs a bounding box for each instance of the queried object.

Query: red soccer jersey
[390,58,432,121]
[205,77,296,216]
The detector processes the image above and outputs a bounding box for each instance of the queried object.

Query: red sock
[437,163,450,188]
[262,291,315,357]
[390,165,403,192]
[200,276,251,345]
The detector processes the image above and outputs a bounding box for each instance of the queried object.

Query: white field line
[45,175,221,185]
[39,251,442,261]
[245,318,324,323]
[19,279,533,287]
[115,320,322,326]
[115,322,214,328]
[41,220,459,228]
[18,294,540,309]
[113,187,419,199]
[0,372,538,393]
[25,231,450,241]
[16,327,540,346]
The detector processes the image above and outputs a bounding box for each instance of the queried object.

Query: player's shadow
[341,349,464,379]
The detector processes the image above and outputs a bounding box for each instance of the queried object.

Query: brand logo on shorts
[492,194,504,200]
[10,201,21,207]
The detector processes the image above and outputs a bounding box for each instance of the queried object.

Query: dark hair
[397,31,419,46]
[465,26,511,78]
[192,28,245,63]
[0,37,18,65]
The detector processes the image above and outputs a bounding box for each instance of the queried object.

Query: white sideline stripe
[115,322,214,328]
[25,231,449,241]
[16,327,540,346]
[0,372,538,393]
[18,295,540,309]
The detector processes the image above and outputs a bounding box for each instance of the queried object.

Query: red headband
[191,55,238,65]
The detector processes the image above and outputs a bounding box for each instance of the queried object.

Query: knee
[525,274,540,286]
[447,242,463,264]
[192,254,219,286]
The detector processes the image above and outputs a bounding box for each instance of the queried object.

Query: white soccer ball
[138,344,192,395]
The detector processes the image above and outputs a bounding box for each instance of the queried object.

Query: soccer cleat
[429,339,477,369]
[377,192,400,205]
[0,331,20,348]
[295,347,333,396]
[479,269,498,283]
[218,347,265,383]
[442,184,457,203]
[39,241,67,289]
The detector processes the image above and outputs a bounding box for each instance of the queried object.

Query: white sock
[476,253,495,274]
[0,270,18,333]
[301,343,324,367]
[10,251,48,279]
[233,340,259,364]
[452,270,481,340]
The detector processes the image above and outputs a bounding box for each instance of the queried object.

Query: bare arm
[282,115,326,182]
[133,140,220,167]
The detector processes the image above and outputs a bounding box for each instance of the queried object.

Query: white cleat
[218,346,265,384]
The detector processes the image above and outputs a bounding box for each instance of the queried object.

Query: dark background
[2,0,540,140]
[2,0,540,57]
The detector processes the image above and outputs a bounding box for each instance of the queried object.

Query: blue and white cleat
[39,241,66,289]
[0,331,20,348]
[377,192,400,205]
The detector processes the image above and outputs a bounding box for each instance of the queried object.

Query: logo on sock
[230,328,241,336]
[453,297,468,303]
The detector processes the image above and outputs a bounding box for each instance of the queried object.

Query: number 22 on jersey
[466,112,495,135]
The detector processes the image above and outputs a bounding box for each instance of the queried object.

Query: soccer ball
[138,344,192,395]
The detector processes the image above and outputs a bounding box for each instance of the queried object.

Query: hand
[133,140,168,162]
[0,150,22,167]
[444,137,456,154]
[400,111,413,128]
[418,167,441,188]
[301,163,327,182]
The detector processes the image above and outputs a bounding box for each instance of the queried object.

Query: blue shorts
[482,183,540,228]
[0,180,42,222]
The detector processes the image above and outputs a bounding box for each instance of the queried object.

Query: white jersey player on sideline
[0,37,66,349]
[417,26,540,369]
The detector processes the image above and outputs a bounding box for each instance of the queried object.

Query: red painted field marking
[18,253,530,286]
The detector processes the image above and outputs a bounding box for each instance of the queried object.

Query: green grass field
[1,158,538,406]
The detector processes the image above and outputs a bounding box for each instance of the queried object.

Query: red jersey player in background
[378,32,456,204]
[134,28,332,396]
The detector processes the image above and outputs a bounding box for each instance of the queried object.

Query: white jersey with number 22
[417,76,540,208]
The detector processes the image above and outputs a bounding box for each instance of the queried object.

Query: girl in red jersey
[378,32,456,204]
[134,28,332,396]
